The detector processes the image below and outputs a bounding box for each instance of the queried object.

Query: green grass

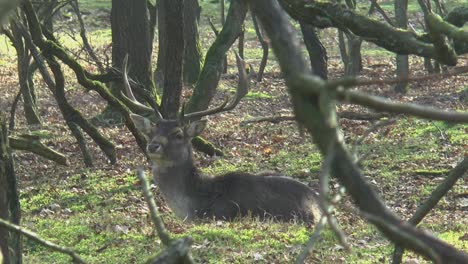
[77,0,111,11]
[245,91,273,100]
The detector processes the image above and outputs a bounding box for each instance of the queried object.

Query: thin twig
[368,0,395,26]
[136,169,172,246]
[317,142,350,251]
[296,216,326,264]
[0,218,87,264]
[392,157,467,263]
[352,118,397,154]
[137,169,196,264]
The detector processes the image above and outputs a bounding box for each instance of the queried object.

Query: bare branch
[136,169,172,246]
[296,75,468,123]
[393,157,468,263]
[296,217,326,264]
[137,170,196,264]
[69,0,105,73]
[0,218,87,264]
[368,0,395,26]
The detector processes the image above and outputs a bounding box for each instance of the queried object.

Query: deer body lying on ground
[131,115,321,223]
[123,53,320,222]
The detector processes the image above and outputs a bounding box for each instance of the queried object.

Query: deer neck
[152,157,202,220]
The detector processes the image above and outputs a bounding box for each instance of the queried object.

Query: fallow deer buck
[123,54,321,223]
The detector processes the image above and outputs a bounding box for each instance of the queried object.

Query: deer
[122,54,321,223]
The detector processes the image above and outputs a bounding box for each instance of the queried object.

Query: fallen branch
[0,218,86,264]
[9,135,67,165]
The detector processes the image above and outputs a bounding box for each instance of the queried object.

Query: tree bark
[394,0,409,93]
[300,23,328,80]
[0,118,22,264]
[160,0,184,119]
[154,0,166,91]
[111,0,155,97]
[183,0,203,86]
[10,21,42,125]
[186,0,247,114]
[345,34,363,76]
[252,13,269,82]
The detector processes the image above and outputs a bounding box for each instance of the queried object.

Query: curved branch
[278,0,459,65]
[0,218,86,264]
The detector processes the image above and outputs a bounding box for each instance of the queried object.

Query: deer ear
[185,120,207,137]
[130,114,153,138]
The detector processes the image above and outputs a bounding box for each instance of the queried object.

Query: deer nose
[147,143,162,154]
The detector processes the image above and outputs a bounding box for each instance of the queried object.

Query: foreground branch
[0,218,86,264]
[295,75,468,123]
[392,157,468,263]
[137,170,195,264]
[249,0,468,262]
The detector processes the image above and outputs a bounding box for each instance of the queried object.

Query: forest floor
[0,1,467,263]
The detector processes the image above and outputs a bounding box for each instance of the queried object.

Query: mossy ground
[0,0,466,263]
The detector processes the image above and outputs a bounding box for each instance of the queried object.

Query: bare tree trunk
[0,119,22,264]
[300,23,328,80]
[183,0,203,86]
[186,0,247,114]
[238,23,245,59]
[345,34,363,76]
[220,0,228,74]
[111,0,154,96]
[160,0,184,119]
[154,0,166,91]
[10,21,41,126]
[394,0,409,93]
[252,13,269,82]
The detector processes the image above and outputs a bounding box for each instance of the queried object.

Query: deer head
[123,52,253,162]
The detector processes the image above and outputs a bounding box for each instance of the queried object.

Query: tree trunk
[160,0,184,119]
[10,21,41,126]
[300,23,328,80]
[186,0,247,114]
[0,118,22,264]
[252,13,269,82]
[394,0,409,93]
[238,23,245,59]
[220,0,228,74]
[111,0,155,97]
[345,34,363,76]
[154,0,166,91]
[183,0,203,86]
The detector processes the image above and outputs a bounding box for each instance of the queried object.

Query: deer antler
[184,52,253,121]
[121,54,163,119]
